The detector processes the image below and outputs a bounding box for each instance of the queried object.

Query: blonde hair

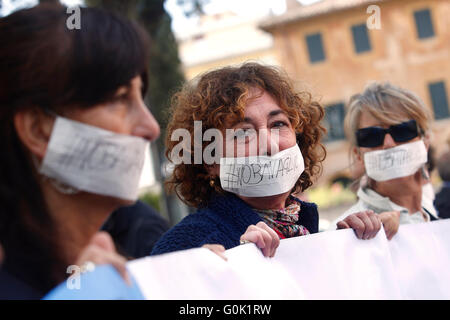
[344,82,431,146]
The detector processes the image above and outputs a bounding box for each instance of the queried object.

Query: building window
[323,103,346,142]
[414,9,435,39]
[351,23,371,53]
[306,32,325,63]
[428,81,449,120]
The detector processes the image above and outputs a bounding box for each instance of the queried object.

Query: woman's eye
[272,121,288,128]
[234,130,246,138]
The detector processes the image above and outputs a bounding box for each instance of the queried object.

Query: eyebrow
[242,110,287,123]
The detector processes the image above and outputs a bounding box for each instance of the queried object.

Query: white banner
[128,219,450,300]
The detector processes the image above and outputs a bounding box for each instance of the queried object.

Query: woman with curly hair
[151,63,381,257]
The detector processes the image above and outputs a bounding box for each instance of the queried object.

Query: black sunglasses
[356,120,421,148]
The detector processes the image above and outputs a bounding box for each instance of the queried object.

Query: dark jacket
[435,185,450,219]
[151,193,319,256]
[102,200,169,259]
[0,268,43,300]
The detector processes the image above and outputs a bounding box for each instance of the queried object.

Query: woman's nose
[132,102,160,142]
[258,129,280,156]
[382,133,396,149]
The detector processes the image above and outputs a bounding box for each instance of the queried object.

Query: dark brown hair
[165,63,326,208]
[0,4,150,293]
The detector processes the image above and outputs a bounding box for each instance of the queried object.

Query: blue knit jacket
[151,193,319,256]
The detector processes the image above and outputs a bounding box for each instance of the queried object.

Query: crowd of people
[0,3,448,299]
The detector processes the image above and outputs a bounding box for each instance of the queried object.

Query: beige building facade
[177,11,279,80]
[261,0,450,185]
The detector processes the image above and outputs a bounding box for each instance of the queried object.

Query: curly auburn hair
[165,62,326,208]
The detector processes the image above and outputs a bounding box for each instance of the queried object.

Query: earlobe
[353,146,363,162]
[13,109,54,160]
[205,163,220,177]
[351,146,358,162]
[351,146,366,179]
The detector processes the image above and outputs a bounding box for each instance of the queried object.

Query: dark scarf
[253,196,310,239]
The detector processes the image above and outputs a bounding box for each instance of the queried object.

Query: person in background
[102,201,169,259]
[151,63,381,257]
[435,151,450,219]
[0,4,160,298]
[329,83,439,240]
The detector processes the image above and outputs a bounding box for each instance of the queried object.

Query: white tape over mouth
[219,144,304,197]
[40,117,148,201]
[364,140,427,182]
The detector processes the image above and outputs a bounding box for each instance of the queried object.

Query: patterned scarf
[253,196,310,239]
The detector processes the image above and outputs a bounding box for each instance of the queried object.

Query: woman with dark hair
[0,4,159,298]
[151,62,381,257]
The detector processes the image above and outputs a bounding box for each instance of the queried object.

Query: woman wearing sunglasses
[329,83,439,239]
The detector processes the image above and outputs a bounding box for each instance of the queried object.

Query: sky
[1,0,321,34]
